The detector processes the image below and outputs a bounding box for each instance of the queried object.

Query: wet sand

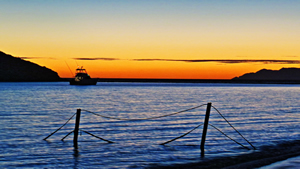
[148,140,300,169]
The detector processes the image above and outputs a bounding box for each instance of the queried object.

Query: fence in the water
[43,102,255,156]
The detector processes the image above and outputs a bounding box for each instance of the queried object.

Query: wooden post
[73,109,81,149]
[201,102,211,157]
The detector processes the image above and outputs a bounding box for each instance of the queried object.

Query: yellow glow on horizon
[20,55,299,79]
[3,38,300,79]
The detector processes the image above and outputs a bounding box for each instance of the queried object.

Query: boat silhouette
[70,66,97,85]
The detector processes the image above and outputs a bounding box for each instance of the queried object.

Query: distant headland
[233,68,300,80]
[231,68,300,84]
[0,51,60,82]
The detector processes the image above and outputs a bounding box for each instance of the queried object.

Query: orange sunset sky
[1,1,300,79]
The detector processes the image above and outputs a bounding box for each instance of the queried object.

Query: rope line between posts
[160,122,251,150]
[160,123,203,145]
[82,104,207,121]
[43,103,255,152]
[61,131,74,141]
[212,106,256,150]
[79,129,114,143]
[208,124,250,150]
[43,112,76,140]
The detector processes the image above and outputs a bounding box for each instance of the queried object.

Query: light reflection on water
[0,82,299,168]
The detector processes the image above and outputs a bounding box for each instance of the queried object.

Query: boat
[70,66,97,85]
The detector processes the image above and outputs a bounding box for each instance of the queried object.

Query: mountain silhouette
[233,68,300,81]
[0,51,60,82]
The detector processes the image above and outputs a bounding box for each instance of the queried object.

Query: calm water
[0,82,299,168]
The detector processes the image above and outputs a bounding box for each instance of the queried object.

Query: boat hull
[70,78,98,85]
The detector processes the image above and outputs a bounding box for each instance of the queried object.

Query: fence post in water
[201,102,211,157]
[73,109,81,149]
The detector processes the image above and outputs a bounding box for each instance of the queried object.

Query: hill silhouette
[233,68,300,81]
[0,51,60,82]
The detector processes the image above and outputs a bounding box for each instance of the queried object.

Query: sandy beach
[149,140,300,169]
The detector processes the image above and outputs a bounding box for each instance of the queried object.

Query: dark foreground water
[0,82,299,168]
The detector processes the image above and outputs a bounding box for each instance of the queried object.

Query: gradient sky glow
[1,0,300,79]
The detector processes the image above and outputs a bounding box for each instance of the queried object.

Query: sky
[1,0,300,79]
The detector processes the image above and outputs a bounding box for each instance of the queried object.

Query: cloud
[133,59,300,64]
[20,57,57,60]
[72,57,300,65]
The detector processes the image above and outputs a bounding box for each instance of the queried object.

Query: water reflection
[73,149,80,169]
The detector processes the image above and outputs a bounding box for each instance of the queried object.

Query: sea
[0,82,299,169]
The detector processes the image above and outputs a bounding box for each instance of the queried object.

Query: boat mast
[65,61,74,77]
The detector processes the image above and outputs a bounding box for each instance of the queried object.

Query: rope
[160,123,203,145]
[43,112,76,140]
[80,129,114,143]
[44,104,255,153]
[160,123,251,150]
[212,106,256,150]
[82,104,206,121]
[209,124,250,150]
[61,130,74,141]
